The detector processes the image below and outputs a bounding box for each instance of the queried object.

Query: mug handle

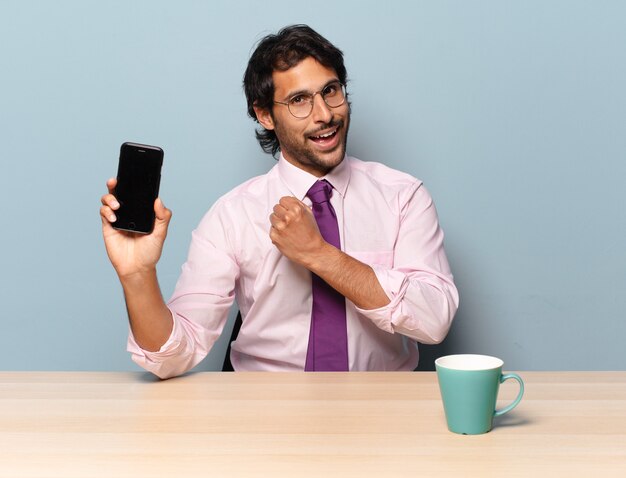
[494,373,524,417]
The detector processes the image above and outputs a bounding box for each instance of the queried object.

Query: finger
[270,212,289,231]
[275,207,296,226]
[282,198,307,218]
[100,205,117,224]
[106,177,117,194]
[269,212,281,228]
[100,212,115,231]
[270,227,282,247]
[272,203,288,218]
[100,193,120,210]
[278,196,300,209]
[269,226,279,245]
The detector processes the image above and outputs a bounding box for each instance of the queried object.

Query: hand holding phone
[100,142,171,279]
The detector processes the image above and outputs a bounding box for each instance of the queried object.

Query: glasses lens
[323,82,346,108]
[288,96,313,118]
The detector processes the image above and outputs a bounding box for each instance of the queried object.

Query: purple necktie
[305,180,349,371]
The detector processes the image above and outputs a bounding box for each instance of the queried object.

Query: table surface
[1,371,625,477]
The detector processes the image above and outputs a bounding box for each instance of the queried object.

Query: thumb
[154,198,172,223]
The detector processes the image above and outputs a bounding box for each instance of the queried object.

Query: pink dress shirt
[128,155,459,377]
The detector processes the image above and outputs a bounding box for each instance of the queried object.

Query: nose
[310,93,333,123]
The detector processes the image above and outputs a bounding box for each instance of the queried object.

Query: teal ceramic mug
[435,354,524,435]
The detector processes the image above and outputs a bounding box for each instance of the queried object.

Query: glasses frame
[273,81,347,119]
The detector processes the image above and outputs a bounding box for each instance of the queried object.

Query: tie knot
[306,180,333,205]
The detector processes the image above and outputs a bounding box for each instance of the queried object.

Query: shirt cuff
[354,264,409,334]
[126,310,187,364]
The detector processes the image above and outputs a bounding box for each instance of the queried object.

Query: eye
[289,94,309,105]
[323,83,339,97]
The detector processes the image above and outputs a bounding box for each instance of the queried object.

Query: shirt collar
[277,153,351,201]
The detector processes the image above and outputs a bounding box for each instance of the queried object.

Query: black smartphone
[113,142,164,234]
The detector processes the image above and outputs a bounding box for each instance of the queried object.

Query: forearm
[362,270,458,343]
[268,195,390,310]
[120,269,173,352]
[304,243,390,310]
[304,241,457,343]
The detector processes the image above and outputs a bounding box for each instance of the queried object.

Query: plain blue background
[1,1,624,372]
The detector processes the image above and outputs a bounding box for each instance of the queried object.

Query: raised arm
[100,177,173,351]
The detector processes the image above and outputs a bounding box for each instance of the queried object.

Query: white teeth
[314,129,336,139]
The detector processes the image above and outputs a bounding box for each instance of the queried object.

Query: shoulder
[192,167,279,249]
[348,156,421,185]
[195,165,280,231]
[346,156,423,199]
[213,165,280,210]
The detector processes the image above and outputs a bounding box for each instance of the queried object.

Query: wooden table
[1,372,625,477]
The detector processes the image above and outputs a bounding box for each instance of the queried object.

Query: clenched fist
[269,196,330,267]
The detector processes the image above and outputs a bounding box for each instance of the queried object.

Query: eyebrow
[283,78,340,101]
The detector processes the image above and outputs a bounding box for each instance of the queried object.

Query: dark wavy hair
[243,25,348,157]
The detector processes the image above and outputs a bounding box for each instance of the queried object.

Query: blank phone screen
[114,143,163,234]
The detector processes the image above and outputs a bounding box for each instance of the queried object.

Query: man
[100,25,458,377]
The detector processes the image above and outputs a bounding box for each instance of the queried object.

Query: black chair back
[222,311,243,371]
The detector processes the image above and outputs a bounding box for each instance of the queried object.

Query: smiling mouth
[309,125,339,144]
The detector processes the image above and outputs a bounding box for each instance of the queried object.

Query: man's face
[257,57,350,177]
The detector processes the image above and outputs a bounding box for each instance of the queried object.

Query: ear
[253,104,275,131]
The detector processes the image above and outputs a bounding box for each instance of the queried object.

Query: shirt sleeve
[354,183,459,344]
[127,201,239,379]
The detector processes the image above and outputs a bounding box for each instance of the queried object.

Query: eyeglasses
[274,81,347,119]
